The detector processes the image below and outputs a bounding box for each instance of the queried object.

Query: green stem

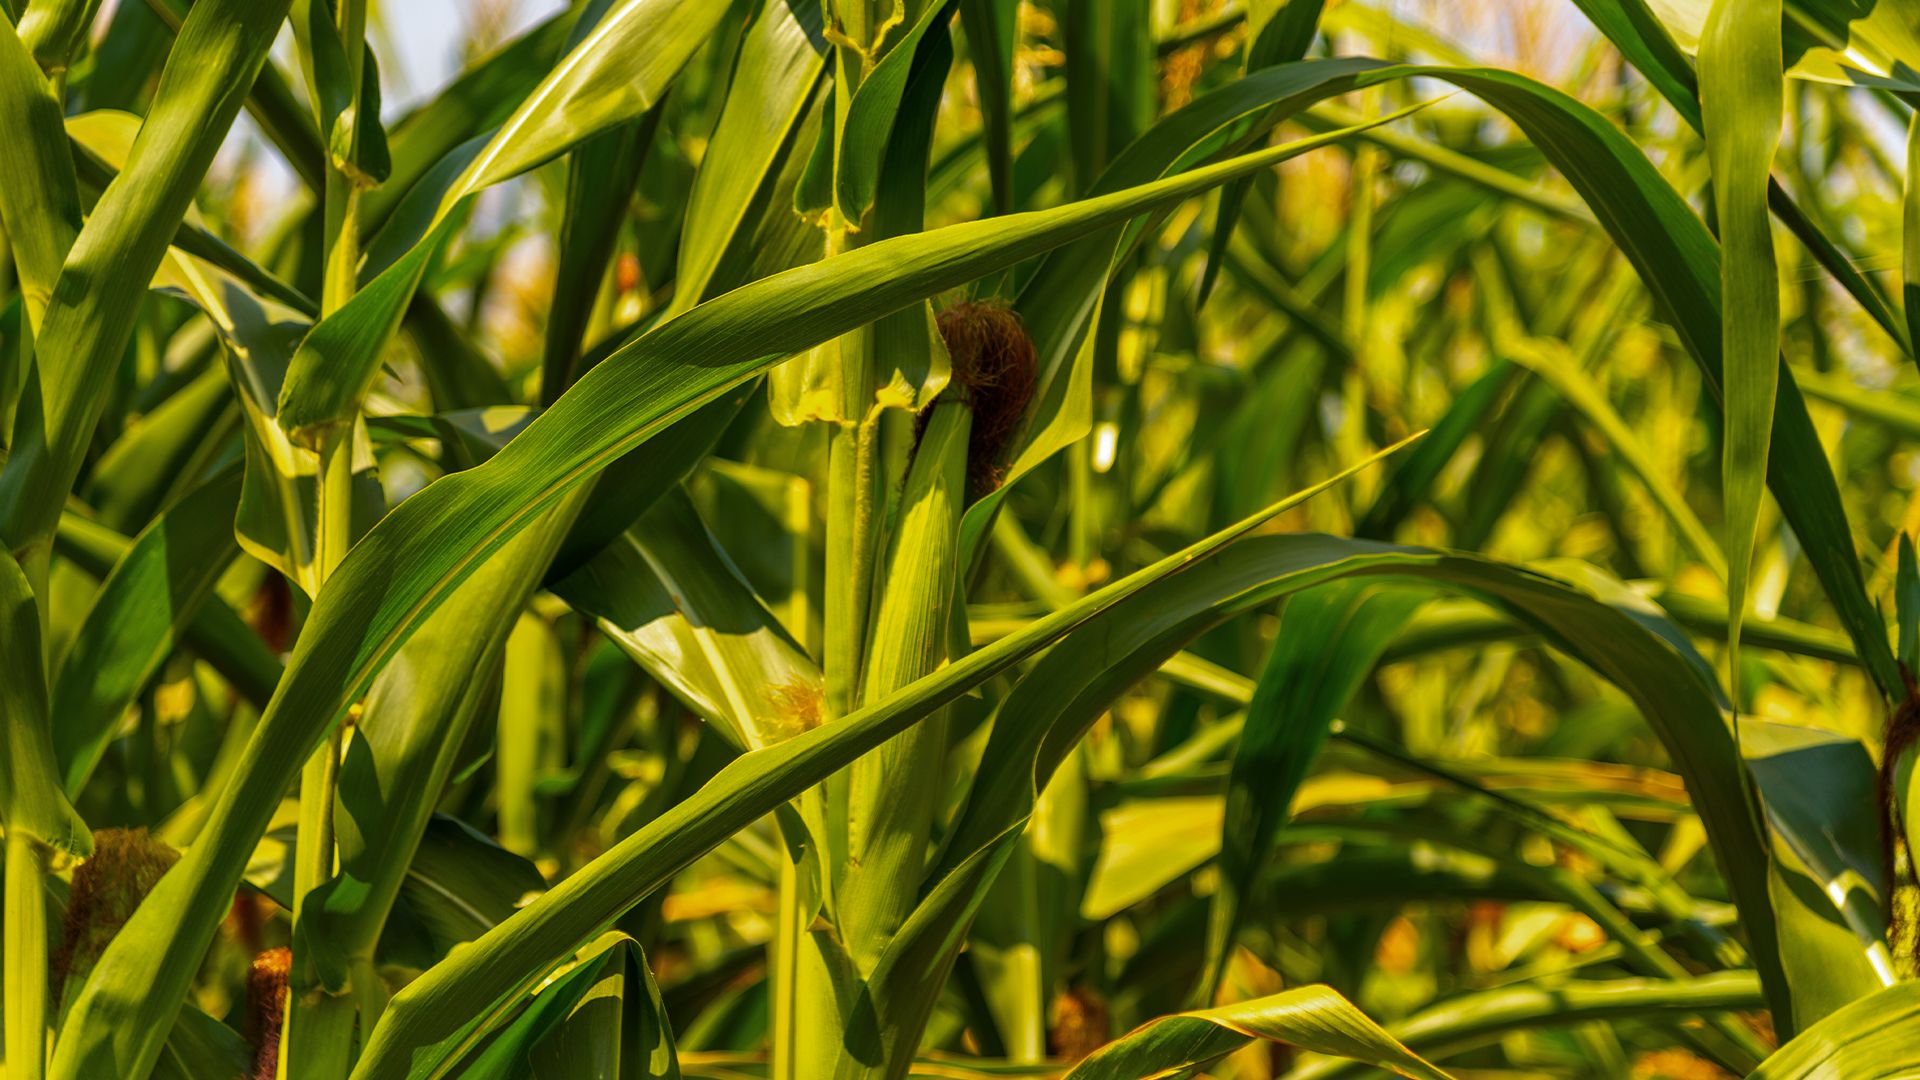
[290,428,353,949]
[824,417,882,719]
[280,992,355,1080]
[287,0,368,1051]
[314,429,354,583]
[771,852,800,1080]
[799,413,884,1079]
[5,831,49,1080]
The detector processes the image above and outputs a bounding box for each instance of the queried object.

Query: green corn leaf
[81,363,236,535]
[56,75,1812,1068]
[1699,0,1784,714]
[298,488,582,993]
[273,0,733,443]
[65,132,317,317]
[360,12,570,233]
[79,0,172,114]
[15,0,101,77]
[854,528,1795,1072]
[51,470,243,795]
[669,0,827,315]
[0,546,88,855]
[832,0,958,222]
[1749,979,1920,1078]
[200,282,384,593]
[839,396,971,971]
[957,0,1018,214]
[1198,0,1327,304]
[0,6,80,328]
[149,1005,253,1080]
[1201,581,1428,1002]
[1567,0,1909,361]
[15,17,1918,1079]
[497,610,567,859]
[350,438,1415,1080]
[555,487,823,753]
[768,22,953,425]
[526,937,681,1080]
[0,0,291,560]
[1061,0,1152,193]
[399,816,548,956]
[544,388,755,584]
[51,512,283,710]
[288,0,388,187]
[1288,973,1764,1080]
[48,77,1743,1068]
[984,57,1901,704]
[449,938,612,1080]
[1741,717,1895,1024]
[539,107,658,404]
[137,0,328,193]
[1063,985,1451,1080]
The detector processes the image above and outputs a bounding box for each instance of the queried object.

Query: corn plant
[7,0,1920,1077]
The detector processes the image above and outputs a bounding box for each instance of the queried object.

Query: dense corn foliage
[6,0,1920,1077]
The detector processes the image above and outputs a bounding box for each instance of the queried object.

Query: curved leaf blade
[1064,985,1451,1080]
[1699,0,1784,711]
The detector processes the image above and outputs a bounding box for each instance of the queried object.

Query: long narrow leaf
[1699,0,1783,712]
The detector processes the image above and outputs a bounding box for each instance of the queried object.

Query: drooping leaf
[1286,973,1764,1079]
[1699,0,1783,712]
[1748,979,1920,1079]
[349,442,1416,1079]
[1064,985,1450,1080]
[528,937,681,1080]
[1202,580,1428,1000]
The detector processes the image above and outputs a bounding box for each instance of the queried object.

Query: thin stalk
[288,1,371,1072]
[314,429,355,583]
[280,994,355,1080]
[349,957,388,1030]
[5,831,50,1080]
[319,0,366,316]
[771,853,800,1080]
[286,428,357,1079]
[821,417,874,832]
[322,174,364,316]
[796,206,886,1079]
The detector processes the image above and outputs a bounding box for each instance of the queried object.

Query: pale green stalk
[794,202,886,1077]
[841,401,971,978]
[6,830,50,1080]
[288,1,374,1074]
